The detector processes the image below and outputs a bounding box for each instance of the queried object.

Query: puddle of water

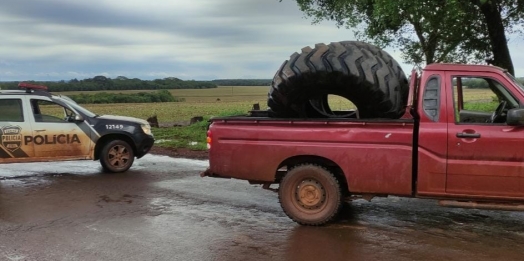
[154,139,172,144]
[0,154,208,178]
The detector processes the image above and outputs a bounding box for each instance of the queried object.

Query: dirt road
[1,154,524,261]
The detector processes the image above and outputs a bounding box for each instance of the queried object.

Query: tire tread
[268,41,408,119]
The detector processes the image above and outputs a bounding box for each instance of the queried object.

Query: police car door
[29,97,92,159]
[0,96,35,162]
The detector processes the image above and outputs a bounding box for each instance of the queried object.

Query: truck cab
[416,64,524,200]
[0,83,154,173]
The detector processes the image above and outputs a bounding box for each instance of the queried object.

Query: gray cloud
[0,0,270,45]
[0,0,522,81]
[0,0,156,28]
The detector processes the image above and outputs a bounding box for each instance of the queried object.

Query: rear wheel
[100,140,135,173]
[278,164,343,226]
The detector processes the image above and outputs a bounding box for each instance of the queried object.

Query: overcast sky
[0,0,523,81]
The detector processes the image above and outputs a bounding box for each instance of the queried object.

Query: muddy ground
[1,153,524,261]
[149,147,208,160]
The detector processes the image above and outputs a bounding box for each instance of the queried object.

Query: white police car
[0,83,154,173]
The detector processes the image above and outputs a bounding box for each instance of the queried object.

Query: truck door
[28,97,92,159]
[445,72,524,197]
[0,96,35,162]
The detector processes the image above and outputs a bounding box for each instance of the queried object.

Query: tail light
[206,130,212,149]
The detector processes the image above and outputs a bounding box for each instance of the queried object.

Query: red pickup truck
[202,63,524,225]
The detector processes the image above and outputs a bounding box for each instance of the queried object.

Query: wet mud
[1,155,524,260]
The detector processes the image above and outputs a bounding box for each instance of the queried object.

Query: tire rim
[309,97,358,118]
[295,179,326,210]
[108,145,130,168]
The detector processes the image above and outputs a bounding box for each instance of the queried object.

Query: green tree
[470,0,522,75]
[289,0,521,75]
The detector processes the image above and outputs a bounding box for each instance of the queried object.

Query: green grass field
[57,86,269,102]
[59,86,269,123]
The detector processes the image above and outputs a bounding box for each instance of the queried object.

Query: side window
[452,76,517,124]
[31,99,73,123]
[423,76,440,122]
[0,99,24,122]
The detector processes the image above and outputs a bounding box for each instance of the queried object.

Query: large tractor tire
[346,41,409,107]
[348,41,407,84]
[268,41,408,119]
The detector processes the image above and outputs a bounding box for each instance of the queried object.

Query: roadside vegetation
[68,90,184,104]
[152,109,246,150]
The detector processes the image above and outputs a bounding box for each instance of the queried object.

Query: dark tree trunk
[478,1,515,75]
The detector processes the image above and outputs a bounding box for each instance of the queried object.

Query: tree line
[0,77,277,91]
[211,79,271,86]
[0,76,217,92]
[68,90,184,104]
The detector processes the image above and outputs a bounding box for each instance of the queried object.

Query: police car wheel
[100,140,135,173]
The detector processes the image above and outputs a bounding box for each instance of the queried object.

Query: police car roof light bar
[18,82,49,93]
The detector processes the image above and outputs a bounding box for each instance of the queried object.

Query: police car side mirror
[74,114,84,122]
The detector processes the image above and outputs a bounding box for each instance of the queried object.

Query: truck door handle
[456,132,480,138]
[35,129,46,132]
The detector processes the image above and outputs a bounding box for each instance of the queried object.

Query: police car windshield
[60,98,97,118]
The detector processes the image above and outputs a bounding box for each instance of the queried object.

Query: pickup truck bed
[206,117,415,196]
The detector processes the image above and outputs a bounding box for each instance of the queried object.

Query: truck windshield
[506,72,524,92]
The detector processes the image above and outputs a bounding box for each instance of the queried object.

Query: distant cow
[216,98,221,101]
[190,116,204,125]
[147,115,159,128]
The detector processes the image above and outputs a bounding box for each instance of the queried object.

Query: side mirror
[74,114,84,122]
[506,108,524,126]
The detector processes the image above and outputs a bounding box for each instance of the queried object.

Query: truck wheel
[268,41,406,119]
[278,164,343,226]
[100,140,135,173]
